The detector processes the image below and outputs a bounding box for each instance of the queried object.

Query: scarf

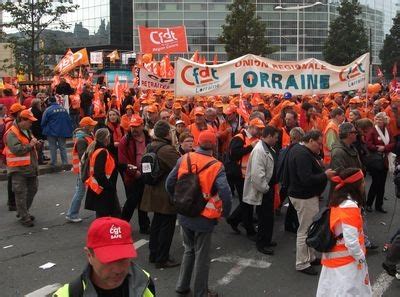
[375,125,389,145]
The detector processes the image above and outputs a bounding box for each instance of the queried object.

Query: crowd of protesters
[1,79,400,296]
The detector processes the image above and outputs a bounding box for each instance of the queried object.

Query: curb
[0,164,72,181]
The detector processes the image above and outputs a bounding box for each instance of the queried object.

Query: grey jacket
[243,140,274,206]
[330,140,362,170]
[6,123,38,176]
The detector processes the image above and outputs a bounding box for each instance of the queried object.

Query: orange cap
[79,116,98,127]
[129,115,144,127]
[147,104,158,113]
[249,118,265,128]
[125,104,134,111]
[173,103,182,110]
[9,103,26,114]
[19,109,37,121]
[193,107,205,116]
[224,106,237,115]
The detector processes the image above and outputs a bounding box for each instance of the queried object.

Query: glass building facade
[133,0,399,64]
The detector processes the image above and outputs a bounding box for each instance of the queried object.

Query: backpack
[80,151,90,183]
[141,143,168,185]
[172,153,218,217]
[306,207,342,252]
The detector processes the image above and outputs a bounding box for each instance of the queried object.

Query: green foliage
[0,1,78,79]
[379,13,400,78]
[219,0,276,60]
[323,0,368,66]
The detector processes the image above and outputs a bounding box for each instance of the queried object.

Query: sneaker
[20,219,34,227]
[65,216,83,223]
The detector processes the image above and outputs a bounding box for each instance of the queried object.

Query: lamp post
[275,1,323,61]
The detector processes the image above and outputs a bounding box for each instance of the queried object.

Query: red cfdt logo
[339,62,365,82]
[181,65,219,86]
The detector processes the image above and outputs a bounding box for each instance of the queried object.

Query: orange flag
[190,50,199,63]
[55,48,89,75]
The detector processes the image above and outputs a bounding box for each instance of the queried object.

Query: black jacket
[84,144,119,213]
[31,106,44,139]
[287,144,327,199]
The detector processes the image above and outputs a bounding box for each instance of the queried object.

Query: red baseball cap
[129,114,144,127]
[86,217,137,263]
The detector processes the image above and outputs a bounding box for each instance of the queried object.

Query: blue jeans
[47,136,68,165]
[67,175,86,219]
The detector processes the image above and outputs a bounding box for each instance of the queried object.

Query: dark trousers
[385,233,400,266]
[176,226,212,297]
[7,175,16,208]
[95,197,121,218]
[228,177,255,234]
[256,190,274,248]
[367,169,388,209]
[121,178,150,230]
[149,212,177,263]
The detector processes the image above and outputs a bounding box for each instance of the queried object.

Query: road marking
[372,271,394,297]
[212,256,271,286]
[134,239,149,249]
[25,283,61,297]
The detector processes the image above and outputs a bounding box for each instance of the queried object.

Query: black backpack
[172,153,218,217]
[306,207,342,252]
[141,143,168,185]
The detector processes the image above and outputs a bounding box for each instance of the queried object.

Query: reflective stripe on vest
[5,125,33,167]
[234,133,258,178]
[85,148,115,194]
[71,136,93,174]
[321,205,365,268]
[322,120,339,164]
[177,152,223,219]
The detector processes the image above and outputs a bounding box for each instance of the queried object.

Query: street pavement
[0,171,399,296]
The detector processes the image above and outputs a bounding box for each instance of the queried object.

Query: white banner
[174,53,370,96]
[90,51,103,64]
[139,67,174,91]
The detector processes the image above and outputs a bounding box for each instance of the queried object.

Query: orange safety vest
[323,120,339,164]
[71,136,94,174]
[85,148,115,194]
[4,125,35,167]
[281,127,291,148]
[177,152,223,219]
[188,123,215,148]
[321,205,365,268]
[234,132,258,178]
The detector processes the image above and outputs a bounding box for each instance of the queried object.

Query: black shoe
[310,258,321,266]
[226,219,241,234]
[155,260,180,269]
[8,205,16,211]
[16,214,35,221]
[376,208,387,214]
[298,266,318,275]
[382,262,397,277]
[176,289,191,297]
[257,246,274,255]
[366,244,379,251]
[20,219,34,227]
[266,241,277,247]
[366,206,373,212]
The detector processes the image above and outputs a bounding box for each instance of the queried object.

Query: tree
[379,13,400,78]
[219,0,276,60]
[0,1,78,80]
[323,0,368,66]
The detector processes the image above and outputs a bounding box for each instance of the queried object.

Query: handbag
[364,151,384,172]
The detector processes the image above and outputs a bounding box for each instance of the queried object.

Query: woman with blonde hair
[84,128,121,218]
[365,112,395,213]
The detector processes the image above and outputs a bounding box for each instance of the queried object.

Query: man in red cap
[53,217,155,296]
[166,130,232,297]
[4,109,40,227]
[118,115,151,233]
